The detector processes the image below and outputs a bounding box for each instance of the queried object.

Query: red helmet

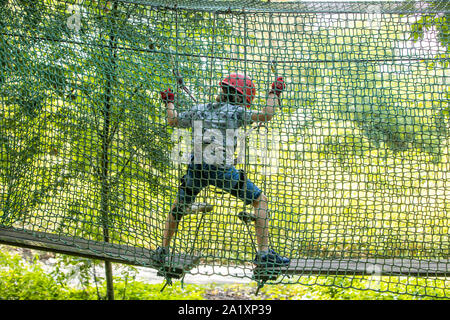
[221,73,256,108]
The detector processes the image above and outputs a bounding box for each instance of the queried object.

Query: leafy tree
[0,0,73,226]
[0,0,231,238]
[407,0,449,60]
[299,8,449,162]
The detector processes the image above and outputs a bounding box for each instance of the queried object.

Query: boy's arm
[252,92,278,122]
[166,101,179,127]
[161,88,179,127]
[252,77,286,122]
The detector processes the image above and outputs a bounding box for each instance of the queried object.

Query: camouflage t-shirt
[177,102,255,166]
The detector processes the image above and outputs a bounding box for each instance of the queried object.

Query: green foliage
[112,281,205,300]
[2,249,448,300]
[0,0,230,242]
[301,11,450,161]
[407,0,449,55]
[0,249,206,300]
[0,250,73,299]
[0,0,448,299]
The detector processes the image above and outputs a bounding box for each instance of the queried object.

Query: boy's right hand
[270,77,286,97]
[160,88,175,103]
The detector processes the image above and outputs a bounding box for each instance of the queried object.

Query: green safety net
[0,0,449,298]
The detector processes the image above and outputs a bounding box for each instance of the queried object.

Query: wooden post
[100,0,119,301]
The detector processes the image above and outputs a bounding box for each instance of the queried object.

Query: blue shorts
[176,162,262,206]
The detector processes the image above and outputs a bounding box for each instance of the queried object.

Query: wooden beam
[0,227,199,271]
[0,227,448,277]
[282,258,449,277]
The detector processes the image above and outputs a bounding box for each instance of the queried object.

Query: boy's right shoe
[253,248,290,269]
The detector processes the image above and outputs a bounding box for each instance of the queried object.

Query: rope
[1,0,448,299]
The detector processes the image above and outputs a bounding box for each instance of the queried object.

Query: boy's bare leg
[252,193,270,252]
[161,201,212,249]
[162,201,179,248]
[163,195,270,252]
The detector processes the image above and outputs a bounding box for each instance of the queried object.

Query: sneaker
[253,248,290,268]
[151,246,168,266]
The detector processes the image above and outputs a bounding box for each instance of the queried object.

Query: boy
[157,73,289,268]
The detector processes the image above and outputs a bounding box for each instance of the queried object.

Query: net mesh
[0,0,449,298]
